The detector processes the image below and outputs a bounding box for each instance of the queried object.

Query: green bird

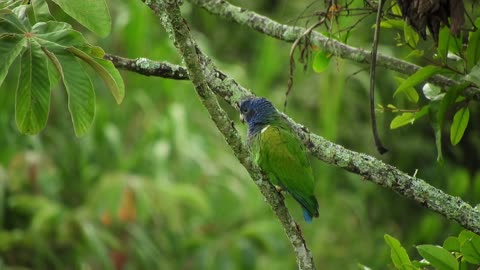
[240,97,319,222]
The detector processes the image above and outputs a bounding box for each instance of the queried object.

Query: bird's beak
[240,114,245,124]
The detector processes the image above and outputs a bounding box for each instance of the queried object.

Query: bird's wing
[257,124,318,216]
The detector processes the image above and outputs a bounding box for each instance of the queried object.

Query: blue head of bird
[240,97,277,135]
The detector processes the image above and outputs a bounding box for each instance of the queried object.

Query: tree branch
[188,0,480,101]
[104,54,189,79]
[139,0,316,269]
[106,51,480,236]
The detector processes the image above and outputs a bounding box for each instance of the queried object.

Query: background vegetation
[1,0,480,269]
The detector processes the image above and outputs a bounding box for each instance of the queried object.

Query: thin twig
[369,0,388,154]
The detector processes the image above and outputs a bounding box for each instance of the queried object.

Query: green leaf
[394,77,419,103]
[464,63,480,87]
[379,19,404,30]
[437,27,451,62]
[443,237,460,252]
[32,21,92,52]
[49,0,111,37]
[312,50,331,73]
[429,82,470,162]
[396,66,449,94]
[438,82,469,128]
[459,230,480,264]
[55,52,95,136]
[0,35,26,86]
[404,23,419,47]
[450,107,469,145]
[466,19,480,71]
[31,0,54,22]
[66,47,124,104]
[415,105,430,120]
[0,8,29,33]
[391,2,402,16]
[384,234,414,270]
[405,49,424,60]
[390,113,415,129]
[15,40,51,134]
[417,245,458,270]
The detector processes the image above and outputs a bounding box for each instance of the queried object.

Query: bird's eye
[241,107,249,114]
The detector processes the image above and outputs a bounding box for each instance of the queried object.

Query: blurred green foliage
[1,0,480,269]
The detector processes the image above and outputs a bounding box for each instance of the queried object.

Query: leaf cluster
[0,0,123,136]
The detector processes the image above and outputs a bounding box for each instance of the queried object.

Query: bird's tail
[292,193,319,223]
[302,207,314,223]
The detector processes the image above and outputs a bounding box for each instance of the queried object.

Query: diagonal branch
[188,0,480,101]
[139,0,316,269]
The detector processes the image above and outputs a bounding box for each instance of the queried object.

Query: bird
[239,97,319,222]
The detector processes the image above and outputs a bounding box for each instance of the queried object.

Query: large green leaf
[32,21,92,52]
[404,23,419,48]
[31,0,54,22]
[384,234,414,270]
[0,35,26,86]
[55,52,95,136]
[15,40,51,134]
[466,19,480,70]
[417,245,458,270]
[49,0,111,37]
[437,27,462,62]
[450,107,469,145]
[0,8,29,33]
[67,47,124,104]
[396,66,450,94]
[443,237,460,252]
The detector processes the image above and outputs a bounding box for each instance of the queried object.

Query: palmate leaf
[1,11,124,136]
[0,8,29,33]
[32,21,92,52]
[54,52,95,136]
[31,0,54,22]
[67,47,124,103]
[49,0,111,37]
[15,40,51,134]
[0,35,27,86]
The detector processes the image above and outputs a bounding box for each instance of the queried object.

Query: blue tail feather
[302,207,313,223]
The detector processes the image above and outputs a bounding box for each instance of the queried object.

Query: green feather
[249,120,319,219]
